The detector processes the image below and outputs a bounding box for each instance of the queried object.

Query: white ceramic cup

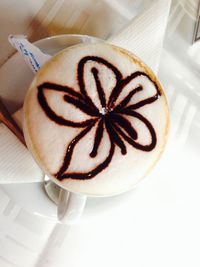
[26,34,168,224]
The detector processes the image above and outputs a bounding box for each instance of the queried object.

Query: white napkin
[0,0,171,183]
[108,0,171,74]
[0,110,44,183]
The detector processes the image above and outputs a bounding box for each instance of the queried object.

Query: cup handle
[57,188,87,224]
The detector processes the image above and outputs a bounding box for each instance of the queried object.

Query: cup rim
[24,34,170,198]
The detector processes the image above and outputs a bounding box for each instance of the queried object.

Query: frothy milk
[23,43,169,196]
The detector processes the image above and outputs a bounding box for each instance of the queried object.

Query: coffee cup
[23,42,169,223]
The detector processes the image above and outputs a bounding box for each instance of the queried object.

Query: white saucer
[1,179,136,222]
[0,34,134,222]
[1,33,200,224]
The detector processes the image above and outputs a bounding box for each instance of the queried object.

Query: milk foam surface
[24,43,169,196]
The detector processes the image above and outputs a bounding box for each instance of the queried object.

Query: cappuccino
[24,43,169,196]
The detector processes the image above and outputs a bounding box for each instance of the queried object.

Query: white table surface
[1,1,200,267]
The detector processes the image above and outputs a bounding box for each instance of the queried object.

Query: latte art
[37,56,161,181]
[24,43,169,195]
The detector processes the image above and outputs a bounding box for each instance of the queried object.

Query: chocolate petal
[105,118,126,155]
[111,113,138,140]
[109,71,161,110]
[55,119,115,180]
[90,119,104,158]
[113,110,157,152]
[38,82,97,128]
[78,56,122,110]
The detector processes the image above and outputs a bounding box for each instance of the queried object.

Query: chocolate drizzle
[37,56,161,180]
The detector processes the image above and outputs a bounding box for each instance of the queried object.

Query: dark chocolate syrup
[37,56,161,180]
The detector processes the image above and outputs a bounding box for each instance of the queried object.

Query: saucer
[1,33,200,225]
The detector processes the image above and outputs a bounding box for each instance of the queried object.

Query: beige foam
[23,43,169,196]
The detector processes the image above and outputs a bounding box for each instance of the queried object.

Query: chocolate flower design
[38,56,161,180]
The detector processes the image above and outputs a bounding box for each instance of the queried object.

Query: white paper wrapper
[8,35,51,73]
